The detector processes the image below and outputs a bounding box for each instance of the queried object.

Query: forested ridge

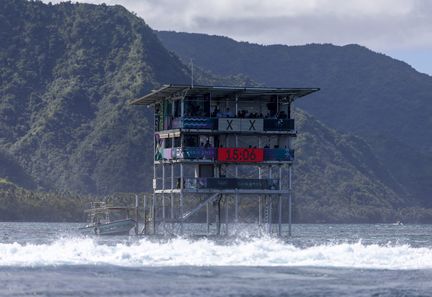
[0,0,431,222]
[157,30,432,209]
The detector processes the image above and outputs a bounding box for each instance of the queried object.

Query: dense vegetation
[0,0,431,222]
[0,149,35,189]
[0,181,89,221]
[157,31,432,208]
[0,0,191,195]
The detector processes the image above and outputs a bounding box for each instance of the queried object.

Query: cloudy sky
[48,0,432,75]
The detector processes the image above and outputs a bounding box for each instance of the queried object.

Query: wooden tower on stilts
[131,85,319,236]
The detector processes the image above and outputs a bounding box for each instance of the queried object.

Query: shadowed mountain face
[156,31,432,148]
[0,0,191,194]
[293,110,408,222]
[0,0,421,222]
[157,31,432,207]
[0,149,35,189]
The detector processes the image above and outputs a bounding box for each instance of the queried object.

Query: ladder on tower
[181,192,220,221]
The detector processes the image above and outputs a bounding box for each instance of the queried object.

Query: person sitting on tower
[225,108,234,118]
[211,105,220,117]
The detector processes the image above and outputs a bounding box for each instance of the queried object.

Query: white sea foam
[0,237,431,269]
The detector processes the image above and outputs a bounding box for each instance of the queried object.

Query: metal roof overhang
[129,84,320,106]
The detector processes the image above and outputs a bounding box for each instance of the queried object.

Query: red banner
[218,148,264,162]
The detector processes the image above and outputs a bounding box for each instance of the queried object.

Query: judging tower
[131,85,319,236]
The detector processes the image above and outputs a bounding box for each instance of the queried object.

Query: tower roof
[129,84,319,106]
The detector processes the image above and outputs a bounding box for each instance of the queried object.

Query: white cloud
[46,0,432,52]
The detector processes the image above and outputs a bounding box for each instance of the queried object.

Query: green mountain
[0,0,192,194]
[157,31,432,207]
[0,183,90,222]
[156,31,432,147]
[0,149,35,189]
[0,0,427,222]
[293,110,408,222]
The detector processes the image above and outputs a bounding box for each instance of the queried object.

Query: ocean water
[1,223,432,296]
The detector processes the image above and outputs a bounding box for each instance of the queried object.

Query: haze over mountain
[0,0,430,222]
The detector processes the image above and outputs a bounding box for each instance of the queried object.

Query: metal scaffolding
[131,85,319,236]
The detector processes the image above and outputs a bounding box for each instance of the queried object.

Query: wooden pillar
[225,196,229,236]
[268,166,273,235]
[235,193,239,224]
[258,196,262,229]
[268,196,273,235]
[258,137,262,233]
[289,165,292,237]
[278,195,282,237]
[180,163,184,235]
[170,164,174,221]
[278,166,282,236]
[162,163,166,231]
[179,108,184,234]
[235,95,239,225]
[135,194,139,235]
[152,193,156,235]
[206,202,210,235]
[171,135,175,221]
[143,194,147,235]
[216,196,221,236]
[152,103,157,235]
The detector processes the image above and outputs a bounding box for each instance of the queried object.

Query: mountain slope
[0,149,35,189]
[0,0,191,193]
[0,0,418,222]
[294,110,407,222]
[157,31,432,206]
[157,30,432,149]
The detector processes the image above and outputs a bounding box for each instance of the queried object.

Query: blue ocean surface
[0,223,432,296]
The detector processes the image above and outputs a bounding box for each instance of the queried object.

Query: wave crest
[0,237,431,269]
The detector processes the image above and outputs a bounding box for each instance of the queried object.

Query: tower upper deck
[130,85,319,133]
[131,85,319,165]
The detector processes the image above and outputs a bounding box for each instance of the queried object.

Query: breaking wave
[0,237,431,269]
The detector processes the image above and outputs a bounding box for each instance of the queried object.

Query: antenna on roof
[190,58,194,88]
